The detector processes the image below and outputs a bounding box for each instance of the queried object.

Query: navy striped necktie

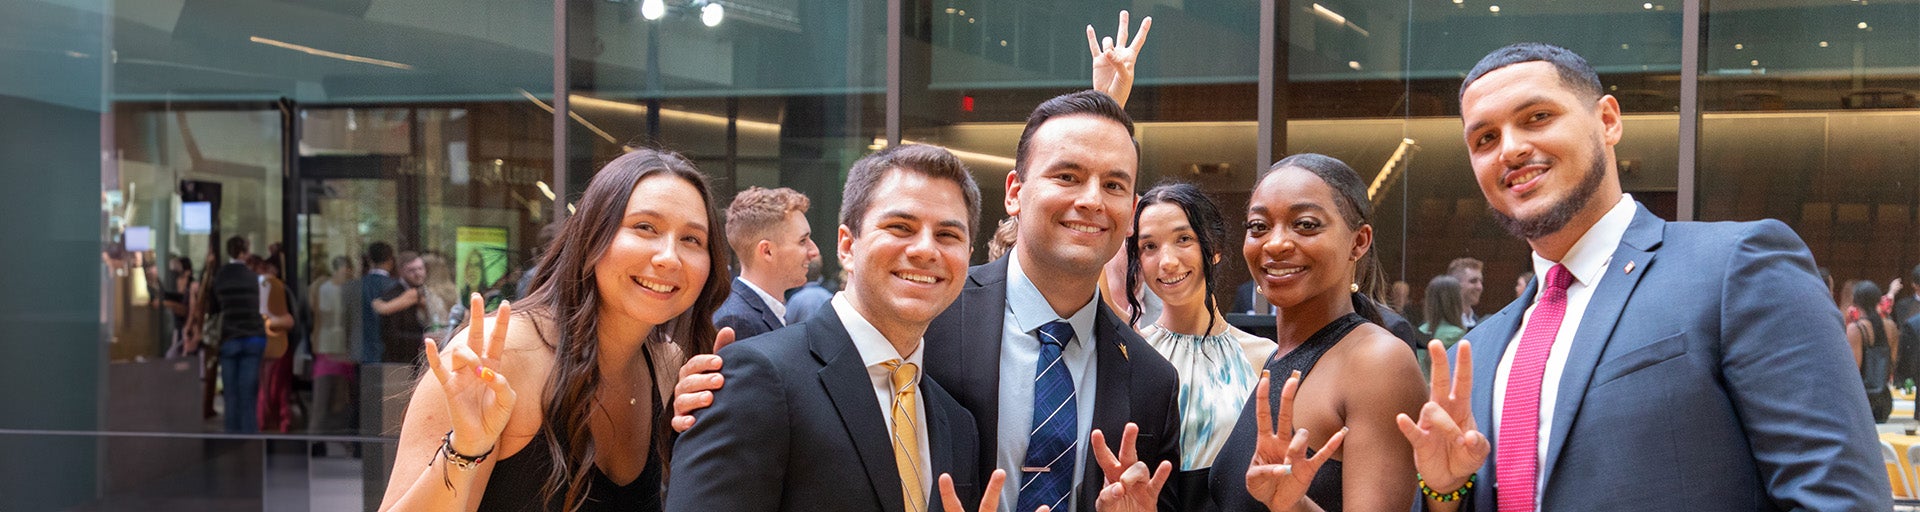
[1019,320,1079,512]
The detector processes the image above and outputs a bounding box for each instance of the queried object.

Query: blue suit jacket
[1455,203,1888,510]
[713,277,785,341]
[667,308,980,512]
[921,256,1183,512]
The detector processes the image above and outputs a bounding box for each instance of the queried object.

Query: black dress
[473,349,667,512]
[1208,313,1366,512]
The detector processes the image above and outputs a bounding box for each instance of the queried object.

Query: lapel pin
[1118,343,1129,361]
[1623,260,1636,275]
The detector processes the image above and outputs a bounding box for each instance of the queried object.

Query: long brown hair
[515,148,730,510]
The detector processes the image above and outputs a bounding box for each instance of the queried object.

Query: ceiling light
[1311,3,1348,25]
[1348,60,1362,70]
[1734,43,1743,50]
[1859,22,1870,29]
[700,2,724,27]
[1820,41,1830,47]
[641,0,665,20]
[1643,2,1653,9]
[944,7,955,13]
[1750,60,1759,66]
[1489,5,1501,13]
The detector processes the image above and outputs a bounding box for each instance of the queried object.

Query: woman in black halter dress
[1208,155,1427,512]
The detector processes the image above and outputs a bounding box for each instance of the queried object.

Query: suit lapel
[1080,304,1133,510]
[1536,205,1663,493]
[733,279,783,334]
[960,258,1009,459]
[811,313,908,512]
[924,379,960,512]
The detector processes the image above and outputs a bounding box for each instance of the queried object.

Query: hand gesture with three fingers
[423,294,517,457]
[1394,340,1489,496]
[670,327,736,432]
[939,469,1045,512]
[1091,423,1174,512]
[1246,370,1348,511]
[1087,10,1151,108]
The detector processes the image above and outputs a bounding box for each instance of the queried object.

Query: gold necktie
[883,360,924,512]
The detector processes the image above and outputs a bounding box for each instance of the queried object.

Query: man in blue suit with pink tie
[1397,43,1888,511]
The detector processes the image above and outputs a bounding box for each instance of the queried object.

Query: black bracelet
[1418,473,1474,502]
[441,430,494,471]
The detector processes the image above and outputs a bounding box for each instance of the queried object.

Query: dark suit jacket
[666,309,980,512]
[1451,202,1887,511]
[1894,296,1920,383]
[922,256,1183,512]
[713,277,785,341]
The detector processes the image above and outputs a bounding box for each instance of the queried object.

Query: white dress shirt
[832,293,931,500]
[996,252,1100,512]
[739,277,788,325]
[1492,193,1636,508]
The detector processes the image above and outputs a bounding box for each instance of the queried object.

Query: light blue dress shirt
[997,252,1100,512]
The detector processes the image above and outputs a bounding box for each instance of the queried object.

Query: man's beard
[1490,142,1608,240]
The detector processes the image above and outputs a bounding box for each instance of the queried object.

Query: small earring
[1350,283,1360,293]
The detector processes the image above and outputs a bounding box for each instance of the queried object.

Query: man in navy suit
[1398,43,1887,511]
[713,186,819,341]
[668,145,990,512]
[674,91,1184,512]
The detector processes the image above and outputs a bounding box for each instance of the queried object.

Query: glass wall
[1284,0,1685,321]
[1697,0,1920,296]
[4,0,1916,508]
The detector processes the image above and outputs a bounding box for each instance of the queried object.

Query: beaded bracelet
[1418,473,1475,502]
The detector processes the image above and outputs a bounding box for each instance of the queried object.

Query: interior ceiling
[7,0,1913,106]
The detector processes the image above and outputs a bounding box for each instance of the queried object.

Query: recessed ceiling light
[1819,41,1830,47]
[1734,43,1744,50]
[1348,61,1363,70]
[1489,5,1500,13]
[1750,60,1760,66]
[1643,3,1653,9]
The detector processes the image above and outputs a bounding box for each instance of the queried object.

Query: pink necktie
[1495,264,1573,512]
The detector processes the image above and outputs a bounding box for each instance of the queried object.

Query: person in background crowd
[254,255,297,433]
[374,252,428,366]
[161,256,198,356]
[1898,265,1920,389]
[1123,181,1279,510]
[1416,274,1469,378]
[381,148,731,512]
[1445,257,1484,328]
[986,215,1019,262]
[1388,280,1412,316]
[714,186,819,341]
[199,236,266,433]
[782,255,834,325]
[515,222,564,301]
[361,242,398,365]
[1848,280,1896,422]
[421,252,459,343]
[1513,270,1534,299]
[309,256,357,437]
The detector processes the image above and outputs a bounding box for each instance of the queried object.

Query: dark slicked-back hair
[1126,182,1230,331]
[841,144,983,234]
[1461,42,1604,103]
[1013,90,1139,177]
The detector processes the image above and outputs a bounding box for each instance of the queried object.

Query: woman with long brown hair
[381,148,731,512]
